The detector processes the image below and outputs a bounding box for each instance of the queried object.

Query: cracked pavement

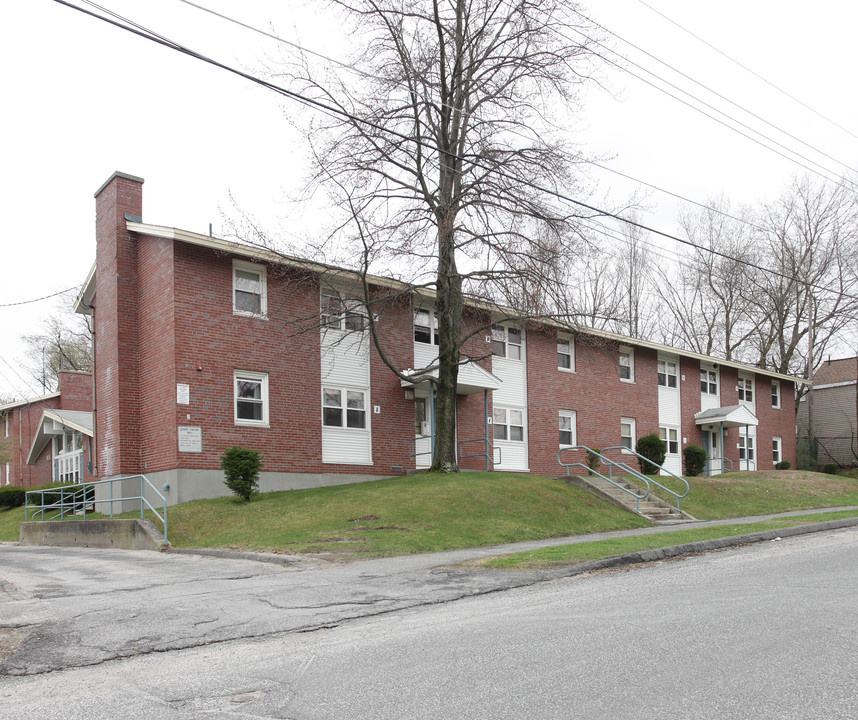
[1,508,857,678]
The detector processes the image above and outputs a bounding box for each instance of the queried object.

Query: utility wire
[0,286,81,308]
[174,0,842,235]
[53,0,858,306]
[575,8,858,177]
[635,0,858,143]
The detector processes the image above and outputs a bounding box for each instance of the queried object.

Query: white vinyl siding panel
[657,354,681,428]
[492,332,528,471]
[320,328,372,465]
[414,341,438,372]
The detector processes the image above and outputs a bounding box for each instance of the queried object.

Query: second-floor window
[492,326,522,360]
[558,337,574,371]
[321,293,365,332]
[619,348,634,382]
[658,359,678,388]
[738,376,754,402]
[700,368,717,395]
[771,380,781,408]
[233,260,267,317]
[414,310,439,345]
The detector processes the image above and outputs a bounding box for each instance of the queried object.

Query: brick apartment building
[71,172,805,505]
[0,371,95,488]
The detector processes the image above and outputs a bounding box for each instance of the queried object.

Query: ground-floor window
[659,426,679,455]
[739,435,755,462]
[621,417,636,450]
[322,387,367,429]
[559,410,576,447]
[772,436,782,464]
[493,407,524,441]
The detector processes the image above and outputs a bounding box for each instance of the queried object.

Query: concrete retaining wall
[19,519,168,551]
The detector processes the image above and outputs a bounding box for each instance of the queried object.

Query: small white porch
[694,404,758,474]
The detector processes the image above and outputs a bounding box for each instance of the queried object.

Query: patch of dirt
[0,627,32,662]
[345,526,409,532]
[309,537,365,543]
[348,515,380,522]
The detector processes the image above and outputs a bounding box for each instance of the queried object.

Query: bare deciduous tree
[276,0,607,471]
[21,305,92,392]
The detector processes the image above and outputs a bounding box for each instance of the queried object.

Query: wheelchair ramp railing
[558,445,651,513]
[25,474,168,545]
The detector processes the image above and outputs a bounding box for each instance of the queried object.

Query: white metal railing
[25,474,168,545]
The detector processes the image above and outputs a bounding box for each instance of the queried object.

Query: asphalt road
[1,527,856,719]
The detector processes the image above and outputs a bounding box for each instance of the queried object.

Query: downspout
[720,422,725,474]
[483,389,489,471]
[429,383,436,467]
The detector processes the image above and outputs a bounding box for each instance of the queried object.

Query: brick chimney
[93,172,144,476]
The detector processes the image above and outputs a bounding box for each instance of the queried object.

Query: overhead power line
[0,286,81,308]
[635,0,858,143]
[53,0,858,306]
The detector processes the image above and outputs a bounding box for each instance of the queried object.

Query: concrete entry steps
[559,474,695,524]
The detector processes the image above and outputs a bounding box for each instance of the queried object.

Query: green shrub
[0,486,26,509]
[587,448,602,474]
[636,434,666,475]
[683,444,707,477]
[221,446,263,501]
[775,460,791,470]
[822,463,838,475]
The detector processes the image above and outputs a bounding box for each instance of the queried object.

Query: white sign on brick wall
[177,383,190,405]
[178,426,202,453]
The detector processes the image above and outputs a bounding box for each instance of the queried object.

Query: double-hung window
[658,359,678,388]
[493,407,524,441]
[772,436,782,464]
[234,371,269,426]
[659,426,679,455]
[491,326,522,360]
[322,388,367,429]
[233,260,267,317]
[414,309,439,345]
[559,410,576,447]
[621,418,636,450]
[738,375,754,402]
[321,292,365,332]
[771,381,781,408]
[739,435,755,462]
[700,368,717,395]
[558,337,574,371]
[619,347,634,382]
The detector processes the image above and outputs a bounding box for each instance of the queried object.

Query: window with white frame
[619,347,634,382]
[771,380,781,408]
[234,371,269,426]
[659,426,679,455]
[4,463,9,486]
[559,410,576,447]
[658,359,678,388]
[738,375,754,402]
[700,367,717,395]
[321,292,365,332]
[493,407,524,441]
[491,325,522,360]
[232,260,267,317]
[414,309,439,345]
[620,417,636,450]
[772,436,782,464]
[557,336,574,371]
[322,387,367,429]
[738,434,755,462]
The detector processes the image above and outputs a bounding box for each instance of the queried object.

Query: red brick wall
[3,398,60,488]
[526,328,659,477]
[755,376,797,468]
[94,172,143,476]
[57,372,93,411]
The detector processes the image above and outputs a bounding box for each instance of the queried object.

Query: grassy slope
[3,470,857,559]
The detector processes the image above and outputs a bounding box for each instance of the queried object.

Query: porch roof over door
[26,410,94,466]
[400,360,502,396]
[694,404,758,428]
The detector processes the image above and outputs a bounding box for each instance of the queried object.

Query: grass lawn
[479,509,858,569]
[2,470,857,562]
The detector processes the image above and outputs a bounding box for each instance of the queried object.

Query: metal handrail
[410,434,433,459]
[25,474,168,545]
[458,438,502,469]
[708,455,735,473]
[601,446,690,510]
[557,446,650,513]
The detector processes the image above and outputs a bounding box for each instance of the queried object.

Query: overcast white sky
[2,0,857,399]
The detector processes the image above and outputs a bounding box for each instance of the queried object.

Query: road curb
[532,517,858,580]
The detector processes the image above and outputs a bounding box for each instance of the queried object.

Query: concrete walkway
[168,505,858,571]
